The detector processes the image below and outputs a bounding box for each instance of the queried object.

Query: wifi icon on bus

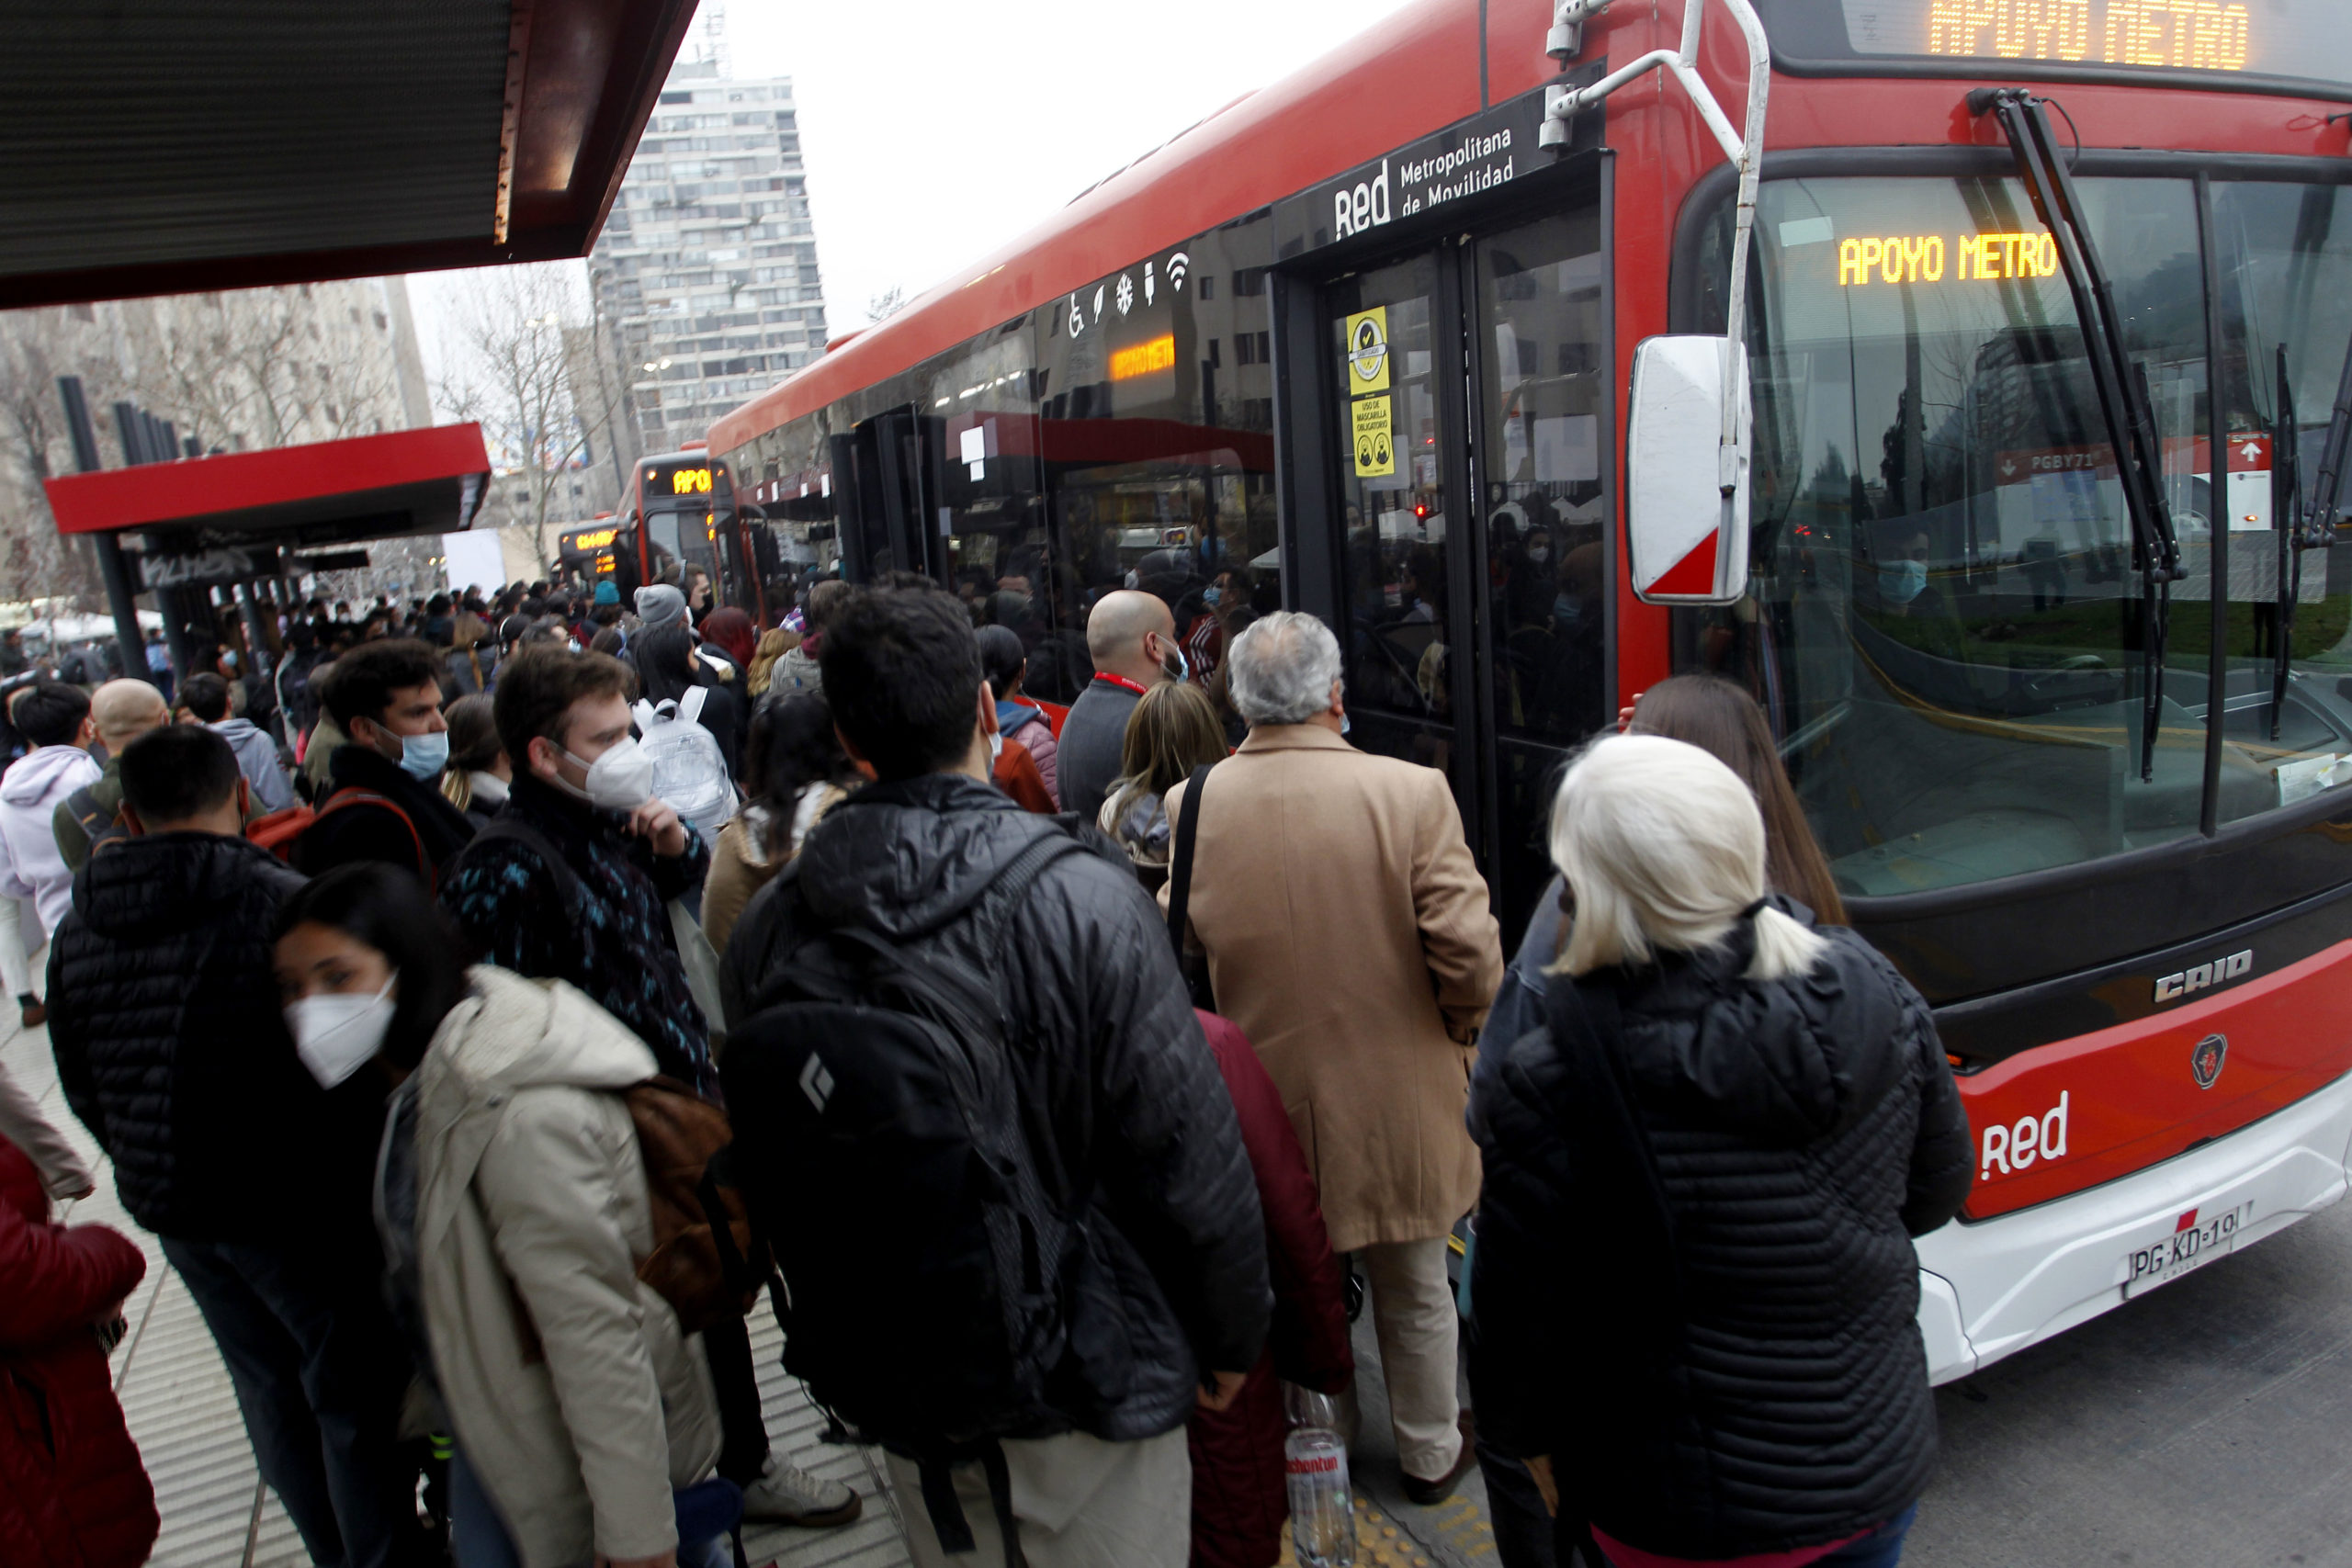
[1168,252,1191,292]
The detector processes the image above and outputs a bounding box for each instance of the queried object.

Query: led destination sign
[1914,0,2253,72]
[1758,0,2351,93]
[1109,333,1177,381]
[642,460,729,506]
[1838,230,2058,284]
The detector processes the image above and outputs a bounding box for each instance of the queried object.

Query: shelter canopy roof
[42,424,492,549]
[0,0,697,308]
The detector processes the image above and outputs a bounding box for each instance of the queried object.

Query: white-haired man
[1160,610,1502,1506]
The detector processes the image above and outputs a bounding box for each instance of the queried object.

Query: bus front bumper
[1914,1068,2352,1384]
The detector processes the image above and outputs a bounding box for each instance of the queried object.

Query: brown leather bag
[625,1077,765,1334]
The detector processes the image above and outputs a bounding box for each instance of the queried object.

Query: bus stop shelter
[40,423,492,681]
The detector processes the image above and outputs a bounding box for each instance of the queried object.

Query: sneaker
[1400,1412,1478,1506]
[740,1457,861,1527]
[18,1000,44,1031]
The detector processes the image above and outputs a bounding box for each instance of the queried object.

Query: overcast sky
[415,0,1420,389]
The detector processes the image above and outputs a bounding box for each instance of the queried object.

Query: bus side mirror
[1626,335,1751,605]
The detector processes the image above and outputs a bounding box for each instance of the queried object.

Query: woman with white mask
[275,863,743,1568]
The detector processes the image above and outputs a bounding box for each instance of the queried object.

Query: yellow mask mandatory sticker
[1345,307,1391,395]
[1352,395,1395,478]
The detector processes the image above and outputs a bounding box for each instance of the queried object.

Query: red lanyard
[1092,672,1149,697]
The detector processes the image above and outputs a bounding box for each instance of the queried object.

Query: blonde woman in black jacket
[1469,734,1973,1568]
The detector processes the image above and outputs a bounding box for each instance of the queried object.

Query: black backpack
[719,828,1086,1558]
[62,782,129,861]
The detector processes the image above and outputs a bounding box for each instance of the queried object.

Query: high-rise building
[587,44,829,458]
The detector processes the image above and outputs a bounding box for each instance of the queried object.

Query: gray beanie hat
[635,583,688,631]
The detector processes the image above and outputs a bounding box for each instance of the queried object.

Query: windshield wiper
[2265,328,2352,739]
[1971,88,2188,782]
[2272,347,2302,740]
[2301,325,2352,549]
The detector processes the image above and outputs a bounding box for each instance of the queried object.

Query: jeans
[1474,1432,1558,1568]
[447,1448,735,1568]
[162,1235,424,1568]
[1815,1505,1919,1568]
[1591,1505,1918,1568]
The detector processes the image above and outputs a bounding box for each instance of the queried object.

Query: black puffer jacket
[723,773,1271,1441]
[1469,902,1973,1560]
[48,833,381,1241]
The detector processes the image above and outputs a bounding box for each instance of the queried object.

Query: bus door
[845,406,953,584]
[1306,187,1611,936]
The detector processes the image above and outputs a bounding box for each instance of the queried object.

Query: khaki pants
[886,1427,1191,1568]
[1360,1235,1463,1482]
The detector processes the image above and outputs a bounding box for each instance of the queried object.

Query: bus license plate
[2121,1202,2253,1299]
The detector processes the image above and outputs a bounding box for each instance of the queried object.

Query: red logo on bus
[2191,1033,2228,1089]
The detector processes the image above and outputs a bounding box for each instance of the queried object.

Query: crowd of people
[0,560,1970,1568]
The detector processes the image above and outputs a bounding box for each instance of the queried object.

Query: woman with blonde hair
[1097,679,1227,890]
[1467,734,1972,1568]
[746,626,797,697]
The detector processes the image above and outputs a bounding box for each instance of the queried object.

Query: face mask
[287,975,396,1089]
[1527,544,1551,565]
[1879,558,1928,604]
[559,736,657,811]
[1159,640,1190,684]
[1203,587,1222,608]
[989,729,1004,763]
[1340,713,1351,736]
[222,651,239,669]
[399,730,450,781]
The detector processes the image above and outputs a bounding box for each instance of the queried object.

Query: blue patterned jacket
[437,775,717,1098]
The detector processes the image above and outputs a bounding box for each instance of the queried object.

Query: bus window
[1329,250,1451,773]
[1476,208,1611,934]
[1480,211,1609,747]
[2211,180,2352,824]
[1036,220,1283,705]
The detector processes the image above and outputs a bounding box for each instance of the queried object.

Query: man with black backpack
[720,585,1271,1567]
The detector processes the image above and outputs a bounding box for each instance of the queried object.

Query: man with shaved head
[1057,589,1184,823]
[53,679,172,872]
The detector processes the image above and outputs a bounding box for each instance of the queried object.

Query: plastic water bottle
[1284,1388,1357,1567]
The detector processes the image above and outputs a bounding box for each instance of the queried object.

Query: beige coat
[413,967,721,1568]
[1163,725,1502,1253]
[699,782,849,954]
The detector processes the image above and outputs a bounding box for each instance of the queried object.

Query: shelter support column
[56,378,152,687]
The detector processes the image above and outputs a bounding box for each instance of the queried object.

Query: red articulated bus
[709,0,2352,1381]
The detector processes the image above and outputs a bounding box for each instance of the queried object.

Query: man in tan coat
[1163,610,1501,1505]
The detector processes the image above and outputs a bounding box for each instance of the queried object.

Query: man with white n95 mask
[436,648,713,1095]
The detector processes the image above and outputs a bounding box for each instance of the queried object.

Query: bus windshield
[1715,172,2352,898]
[641,465,732,589]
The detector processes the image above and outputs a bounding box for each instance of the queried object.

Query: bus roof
[708,0,1553,457]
